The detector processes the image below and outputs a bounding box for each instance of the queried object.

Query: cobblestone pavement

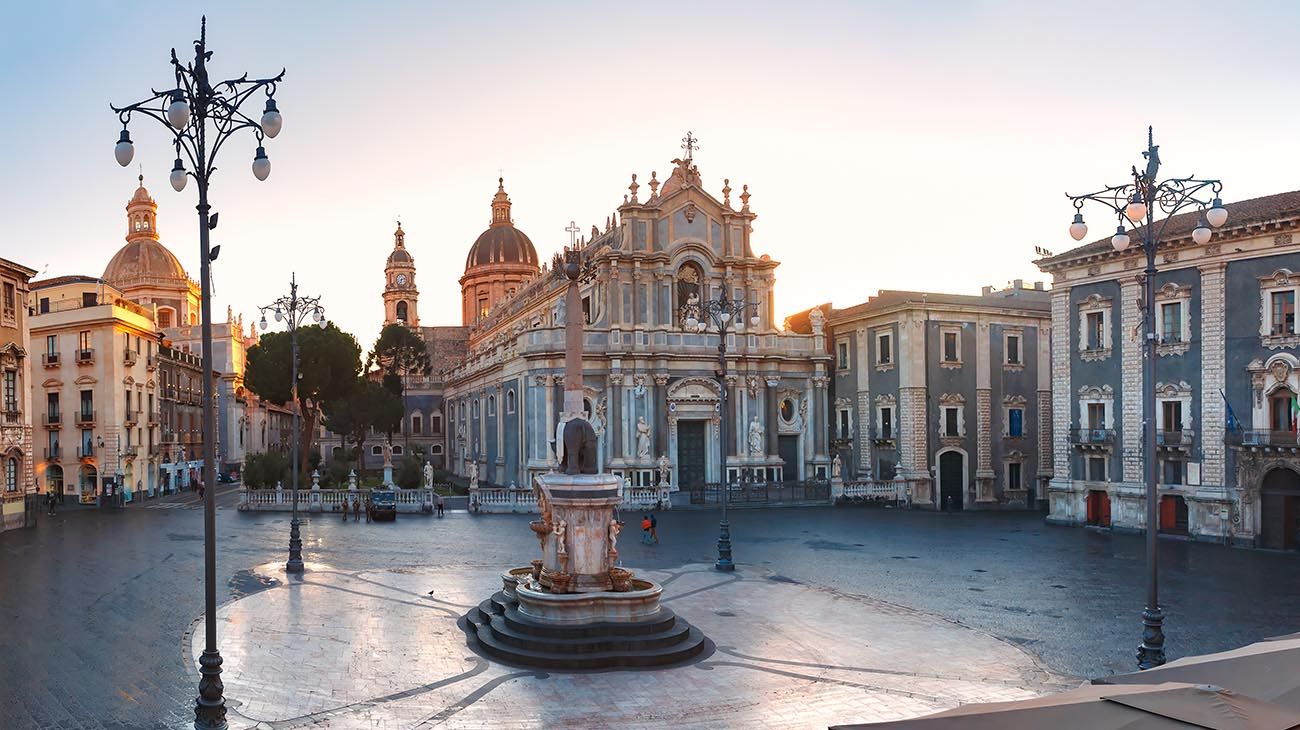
[2,500,1298,728]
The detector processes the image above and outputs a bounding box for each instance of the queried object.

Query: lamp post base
[286,516,304,574]
[715,519,734,572]
[1136,606,1166,669]
[194,648,227,729]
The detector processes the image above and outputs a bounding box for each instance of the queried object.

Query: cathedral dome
[103,240,188,286]
[464,178,539,271]
[387,223,414,265]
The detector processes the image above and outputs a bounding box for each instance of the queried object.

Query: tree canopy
[246,322,362,474]
[322,378,403,462]
[368,323,431,397]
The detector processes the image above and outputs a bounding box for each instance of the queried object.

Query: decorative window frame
[875,330,895,372]
[1002,394,1027,438]
[1077,384,1115,430]
[1003,449,1026,491]
[1002,327,1025,371]
[875,393,896,441]
[1155,380,1194,432]
[1246,353,1300,425]
[1077,293,1113,362]
[835,338,851,371]
[937,392,966,441]
[939,326,963,369]
[1155,283,1193,356]
[1258,268,1300,350]
[834,395,853,440]
[505,388,517,414]
[1084,453,1110,483]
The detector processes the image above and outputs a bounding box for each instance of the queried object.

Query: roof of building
[0,257,37,277]
[1037,189,1300,270]
[30,275,105,289]
[103,239,189,287]
[829,287,1051,322]
[465,179,538,270]
[387,223,414,266]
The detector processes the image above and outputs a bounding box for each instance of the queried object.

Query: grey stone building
[1037,191,1300,549]
[824,284,1052,509]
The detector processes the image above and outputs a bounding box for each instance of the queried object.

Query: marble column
[766,378,779,457]
[654,373,669,460]
[609,373,624,460]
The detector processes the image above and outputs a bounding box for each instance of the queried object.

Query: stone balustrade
[238,487,440,513]
[469,484,671,514]
[840,480,907,503]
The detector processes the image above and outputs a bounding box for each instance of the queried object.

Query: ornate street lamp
[1065,127,1226,670]
[259,273,324,575]
[681,291,762,572]
[110,17,285,729]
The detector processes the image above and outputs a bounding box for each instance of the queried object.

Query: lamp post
[110,17,284,730]
[258,274,325,574]
[1065,127,1227,670]
[681,291,761,572]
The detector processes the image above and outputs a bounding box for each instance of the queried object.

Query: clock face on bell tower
[396,273,407,286]
[384,222,419,327]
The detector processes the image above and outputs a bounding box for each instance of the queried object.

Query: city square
[3,3,1300,729]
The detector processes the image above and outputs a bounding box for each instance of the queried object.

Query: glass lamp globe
[750,315,760,327]
[1068,213,1088,241]
[315,308,325,324]
[719,311,731,324]
[697,321,707,333]
[685,316,698,329]
[166,91,191,129]
[1111,225,1131,252]
[260,99,283,138]
[1206,198,1228,227]
[259,316,268,331]
[114,130,134,167]
[169,159,187,192]
[1124,195,1147,223]
[274,309,283,323]
[252,146,271,181]
[1191,220,1212,245]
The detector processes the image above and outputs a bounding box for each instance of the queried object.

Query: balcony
[77,446,94,459]
[75,410,95,426]
[869,426,896,446]
[147,412,160,427]
[75,348,94,364]
[146,354,157,371]
[1156,430,1195,449]
[42,413,62,429]
[1071,428,1115,447]
[124,410,140,427]
[44,446,61,461]
[41,352,61,368]
[123,349,137,366]
[1228,430,1300,450]
[1,409,18,425]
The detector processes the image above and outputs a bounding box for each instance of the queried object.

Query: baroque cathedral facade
[380,147,829,495]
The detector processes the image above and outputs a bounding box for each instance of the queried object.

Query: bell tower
[383,222,419,327]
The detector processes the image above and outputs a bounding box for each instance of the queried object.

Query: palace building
[1037,191,1300,549]
[430,146,829,495]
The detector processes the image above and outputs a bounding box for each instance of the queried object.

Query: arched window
[4,457,16,492]
[396,301,408,322]
[506,389,516,414]
[472,400,479,418]
[371,445,383,456]
[392,445,404,455]
[431,444,443,455]
[412,414,423,435]
[487,395,496,416]
[676,262,703,325]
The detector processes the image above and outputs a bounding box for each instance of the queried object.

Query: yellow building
[2,256,37,531]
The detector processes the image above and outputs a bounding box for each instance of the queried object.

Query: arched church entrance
[938,450,965,511]
[1260,467,1300,550]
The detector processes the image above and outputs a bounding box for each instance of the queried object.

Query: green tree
[246,322,361,478]
[367,324,432,444]
[322,378,403,470]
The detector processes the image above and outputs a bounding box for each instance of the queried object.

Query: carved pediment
[667,377,721,402]
[1155,380,1193,398]
[1078,293,1112,310]
[74,375,97,386]
[1077,384,1114,400]
[1003,394,1027,406]
[938,392,966,405]
[42,378,62,389]
[1259,268,1295,287]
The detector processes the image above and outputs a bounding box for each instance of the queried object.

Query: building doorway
[1159,495,1189,534]
[1086,489,1111,526]
[777,435,800,482]
[1260,468,1300,550]
[676,421,707,488]
[939,450,965,511]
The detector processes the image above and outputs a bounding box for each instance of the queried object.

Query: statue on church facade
[635,417,652,459]
[748,416,764,457]
[466,460,479,490]
[831,453,843,480]
[656,453,671,486]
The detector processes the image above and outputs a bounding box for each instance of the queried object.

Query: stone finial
[648,171,660,199]
[628,173,640,204]
[591,224,600,239]
[740,184,751,212]
[722,178,732,208]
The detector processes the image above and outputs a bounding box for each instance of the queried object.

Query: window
[1272,291,1296,335]
[1270,390,1296,432]
[1008,407,1024,438]
[431,444,443,455]
[46,335,56,356]
[158,309,172,328]
[371,445,383,456]
[506,389,516,414]
[944,407,960,437]
[80,390,93,419]
[39,297,49,314]
[1007,462,1022,490]
[1162,400,1183,433]
[47,431,59,456]
[396,301,409,322]
[2,281,14,322]
[836,341,849,370]
[1087,455,1107,482]
[1085,312,1104,350]
[2,370,15,413]
[477,297,489,321]
[1087,403,1106,430]
[392,445,404,455]
[877,333,892,365]
[82,292,96,307]
[837,408,851,439]
[1162,458,1184,485]
[5,457,15,492]
[942,331,959,362]
[412,415,423,435]
[431,413,442,432]
[1160,302,1183,343]
[1006,334,1021,365]
[81,429,93,456]
[879,407,893,440]
[488,395,496,416]
[78,331,91,351]
[46,392,58,418]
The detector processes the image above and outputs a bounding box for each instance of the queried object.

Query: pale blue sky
[3,1,1300,348]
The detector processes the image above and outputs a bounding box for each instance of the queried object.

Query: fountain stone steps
[486,609,694,653]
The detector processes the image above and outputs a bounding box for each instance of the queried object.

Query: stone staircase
[461,591,710,670]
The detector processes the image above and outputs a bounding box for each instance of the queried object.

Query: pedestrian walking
[353,497,361,522]
[436,492,445,517]
[649,513,659,544]
[365,497,373,523]
[341,499,349,522]
[640,515,653,545]
[197,478,205,501]
[46,490,56,515]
